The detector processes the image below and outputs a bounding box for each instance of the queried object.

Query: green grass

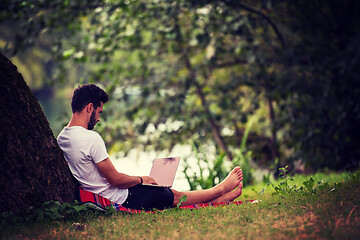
[2,170,360,239]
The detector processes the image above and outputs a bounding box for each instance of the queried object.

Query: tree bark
[0,52,77,215]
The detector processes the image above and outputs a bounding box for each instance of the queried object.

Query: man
[57,84,244,210]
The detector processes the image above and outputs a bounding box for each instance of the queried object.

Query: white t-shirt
[57,126,128,204]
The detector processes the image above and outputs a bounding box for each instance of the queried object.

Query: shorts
[122,184,174,211]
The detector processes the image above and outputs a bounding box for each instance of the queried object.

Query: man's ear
[85,103,94,113]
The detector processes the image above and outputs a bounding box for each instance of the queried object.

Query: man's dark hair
[71,84,109,113]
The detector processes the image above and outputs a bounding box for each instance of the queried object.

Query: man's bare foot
[215,167,243,195]
[209,182,243,203]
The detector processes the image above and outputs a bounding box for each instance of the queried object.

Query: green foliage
[0,200,115,229]
[0,0,103,55]
[300,178,334,196]
[183,143,228,190]
[232,150,254,187]
[346,170,360,183]
[2,0,360,171]
[184,119,255,190]
[273,1,360,170]
[271,166,338,196]
[183,147,255,190]
[85,1,268,158]
[176,195,188,208]
[230,117,255,186]
[271,166,297,195]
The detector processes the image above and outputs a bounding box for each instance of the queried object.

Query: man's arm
[96,158,158,188]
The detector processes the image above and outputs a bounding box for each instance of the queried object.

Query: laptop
[143,157,180,188]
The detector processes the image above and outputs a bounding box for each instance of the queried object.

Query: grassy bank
[2,171,359,239]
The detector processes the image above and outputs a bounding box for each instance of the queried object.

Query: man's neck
[67,114,88,129]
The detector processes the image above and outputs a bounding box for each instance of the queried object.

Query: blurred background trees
[1,0,359,183]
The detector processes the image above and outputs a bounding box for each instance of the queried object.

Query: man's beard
[87,110,97,130]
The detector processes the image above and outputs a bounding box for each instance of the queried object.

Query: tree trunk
[0,52,77,215]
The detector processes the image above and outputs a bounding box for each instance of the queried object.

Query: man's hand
[140,176,158,185]
[96,158,158,188]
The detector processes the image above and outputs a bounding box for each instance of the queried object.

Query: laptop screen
[148,157,180,187]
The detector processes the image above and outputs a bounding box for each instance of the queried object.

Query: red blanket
[79,187,256,213]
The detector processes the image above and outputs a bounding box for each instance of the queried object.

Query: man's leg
[207,182,243,203]
[172,167,243,207]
